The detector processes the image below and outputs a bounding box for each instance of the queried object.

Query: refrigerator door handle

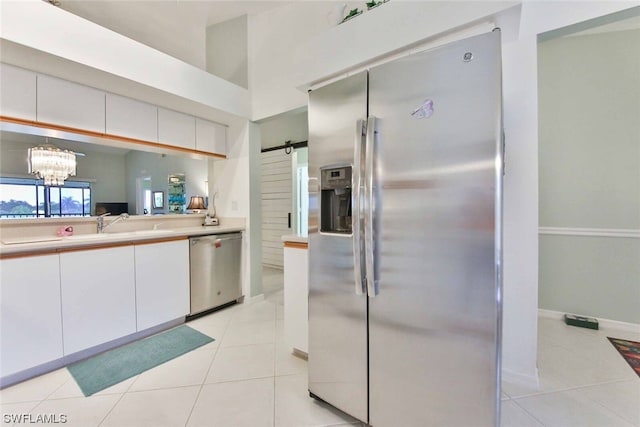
[365,116,379,297]
[353,119,366,295]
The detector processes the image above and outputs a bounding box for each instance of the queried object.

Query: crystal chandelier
[28,144,77,186]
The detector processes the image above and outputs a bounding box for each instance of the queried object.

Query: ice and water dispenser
[320,166,352,234]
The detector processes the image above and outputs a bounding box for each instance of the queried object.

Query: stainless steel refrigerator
[307,30,503,426]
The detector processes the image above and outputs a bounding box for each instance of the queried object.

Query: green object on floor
[564,313,599,330]
[68,325,214,396]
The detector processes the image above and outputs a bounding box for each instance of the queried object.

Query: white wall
[259,110,308,149]
[248,2,351,120]
[206,15,248,89]
[210,118,256,297]
[248,1,517,121]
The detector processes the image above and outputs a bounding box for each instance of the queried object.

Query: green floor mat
[68,325,214,396]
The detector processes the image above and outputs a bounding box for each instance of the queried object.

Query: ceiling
[56,0,294,68]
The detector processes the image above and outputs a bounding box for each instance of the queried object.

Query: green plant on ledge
[341,8,362,23]
[367,0,388,10]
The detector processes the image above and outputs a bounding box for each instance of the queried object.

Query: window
[0,177,91,218]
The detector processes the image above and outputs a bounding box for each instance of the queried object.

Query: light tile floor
[1,267,638,426]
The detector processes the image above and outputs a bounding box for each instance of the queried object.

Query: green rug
[68,325,214,396]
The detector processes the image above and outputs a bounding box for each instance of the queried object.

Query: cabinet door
[37,74,106,133]
[195,118,226,155]
[0,63,37,121]
[0,255,63,377]
[134,239,190,331]
[60,246,136,354]
[283,246,309,353]
[106,93,158,142]
[158,107,196,150]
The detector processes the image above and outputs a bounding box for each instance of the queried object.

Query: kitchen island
[282,234,308,356]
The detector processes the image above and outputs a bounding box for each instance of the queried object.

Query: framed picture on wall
[152,191,164,209]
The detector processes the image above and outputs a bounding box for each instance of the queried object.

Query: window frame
[0,177,92,218]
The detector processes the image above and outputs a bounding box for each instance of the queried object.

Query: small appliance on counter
[203,213,218,226]
[203,191,219,226]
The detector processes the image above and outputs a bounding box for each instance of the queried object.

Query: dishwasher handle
[190,233,241,247]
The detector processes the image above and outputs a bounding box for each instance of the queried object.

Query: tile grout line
[184,310,233,426]
[272,302,277,427]
[96,391,127,427]
[96,362,144,427]
[561,380,640,426]
[507,377,634,400]
[19,370,74,414]
[510,398,548,427]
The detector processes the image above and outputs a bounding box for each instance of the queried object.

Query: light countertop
[0,225,244,257]
[281,234,308,244]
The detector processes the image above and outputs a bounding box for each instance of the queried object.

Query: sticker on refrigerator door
[410,98,434,119]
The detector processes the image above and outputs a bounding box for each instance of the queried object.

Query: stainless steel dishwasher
[189,232,242,316]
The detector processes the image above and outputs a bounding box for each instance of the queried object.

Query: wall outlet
[231,201,238,211]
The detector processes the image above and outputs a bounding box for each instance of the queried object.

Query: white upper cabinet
[0,63,37,121]
[37,74,105,133]
[106,93,158,142]
[195,118,227,156]
[158,107,196,150]
[1,64,227,155]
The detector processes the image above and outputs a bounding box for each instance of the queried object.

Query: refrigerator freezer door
[308,71,368,423]
[368,31,503,426]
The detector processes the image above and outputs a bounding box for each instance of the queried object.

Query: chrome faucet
[97,212,129,233]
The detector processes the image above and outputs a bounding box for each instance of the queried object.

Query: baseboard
[538,309,640,333]
[1,317,184,389]
[244,293,265,304]
[501,367,539,389]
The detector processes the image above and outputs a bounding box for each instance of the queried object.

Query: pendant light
[27,140,77,186]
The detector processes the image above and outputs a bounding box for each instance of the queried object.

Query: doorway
[258,109,309,270]
[136,176,151,215]
[537,13,640,324]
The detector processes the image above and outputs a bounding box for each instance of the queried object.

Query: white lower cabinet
[134,240,190,331]
[283,245,309,354]
[60,246,136,355]
[0,255,64,377]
